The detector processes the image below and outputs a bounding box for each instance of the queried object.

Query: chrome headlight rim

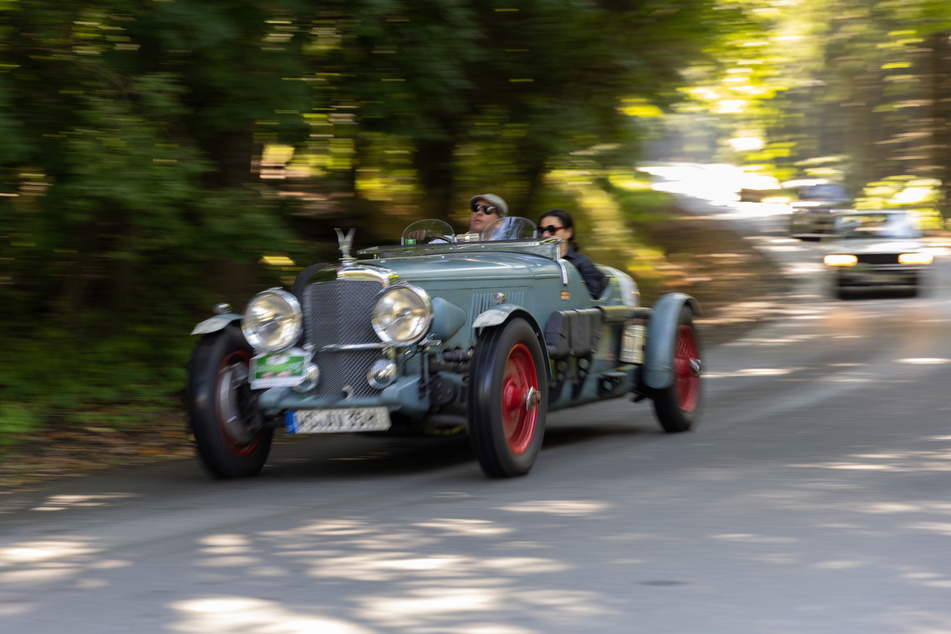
[371,284,433,346]
[241,288,303,352]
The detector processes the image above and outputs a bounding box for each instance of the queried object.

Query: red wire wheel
[469,318,548,477]
[214,350,262,457]
[500,343,540,456]
[187,324,273,478]
[652,306,702,433]
[671,324,701,414]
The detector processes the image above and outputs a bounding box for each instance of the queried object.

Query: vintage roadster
[186,217,702,479]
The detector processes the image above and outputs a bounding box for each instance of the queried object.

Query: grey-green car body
[187,218,702,478]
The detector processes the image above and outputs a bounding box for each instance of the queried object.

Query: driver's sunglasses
[472,204,497,214]
[539,224,565,235]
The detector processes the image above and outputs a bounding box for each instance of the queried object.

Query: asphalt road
[2,185,951,633]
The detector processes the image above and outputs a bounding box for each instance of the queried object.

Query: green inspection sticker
[250,349,308,389]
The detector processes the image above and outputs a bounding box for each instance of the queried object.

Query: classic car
[821,209,933,298]
[788,182,853,239]
[186,217,702,479]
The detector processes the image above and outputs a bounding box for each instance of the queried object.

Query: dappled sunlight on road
[712,533,799,544]
[1,470,951,631]
[166,503,623,631]
[495,500,609,515]
[791,445,951,474]
[27,492,140,512]
[355,587,608,631]
[170,597,375,634]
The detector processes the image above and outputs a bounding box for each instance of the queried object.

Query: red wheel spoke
[216,349,261,456]
[500,343,538,455]
[672,325,700,413]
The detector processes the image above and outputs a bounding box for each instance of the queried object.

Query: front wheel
[468,318,547,478]
[652,306,702,433]
[187,324,273,478]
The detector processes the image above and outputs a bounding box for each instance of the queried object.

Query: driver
[467,193,508,235]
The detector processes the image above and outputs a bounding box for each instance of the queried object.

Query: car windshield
[481,217,537,241]
[834,213,921,239]
[401,219,455,245]
[400,217,538,245]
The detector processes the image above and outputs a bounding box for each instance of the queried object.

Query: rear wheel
[187,324,273,478]
[652,306,702,433]
[468,318,547,477]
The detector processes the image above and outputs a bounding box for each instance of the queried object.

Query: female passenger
[538,208,609,298]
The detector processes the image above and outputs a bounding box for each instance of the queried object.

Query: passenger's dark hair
[538,208,575,242]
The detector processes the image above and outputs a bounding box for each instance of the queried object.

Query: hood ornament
[334,227,357,265]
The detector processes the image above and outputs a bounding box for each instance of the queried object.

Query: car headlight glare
[824,254,858,267]
[241,289,303,352]
[898,252,932,265]
[372,285,432,345]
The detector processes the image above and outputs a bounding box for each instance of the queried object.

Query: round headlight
[241,289,303,352]
[372,285,433,345]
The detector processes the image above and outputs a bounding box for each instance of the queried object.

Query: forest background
[2,0,951,442]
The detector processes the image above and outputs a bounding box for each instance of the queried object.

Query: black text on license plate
[287,408,391,433]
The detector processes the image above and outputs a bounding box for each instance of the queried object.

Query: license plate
[250,348,308,389]
[287,408,391,434]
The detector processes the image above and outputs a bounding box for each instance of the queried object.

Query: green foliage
[0,0,765,439]
[0,405,38,443]
[855,175,943,224]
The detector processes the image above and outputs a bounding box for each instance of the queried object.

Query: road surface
[2,175,950,633]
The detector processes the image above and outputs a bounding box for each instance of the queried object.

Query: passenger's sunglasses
[539,225,565,235]
[472,204,497,214]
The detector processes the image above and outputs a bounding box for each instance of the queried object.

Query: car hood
[822,238,924,254]
[351,251,561,285]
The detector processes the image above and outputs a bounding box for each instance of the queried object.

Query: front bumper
[836,266,921,289]
[257,375,424,416]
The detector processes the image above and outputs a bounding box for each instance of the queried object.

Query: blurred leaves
[0,0,776,436]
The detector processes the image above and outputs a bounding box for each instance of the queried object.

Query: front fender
[472,303,522,329]
[472,304,551,383]
[191,314,242,336]
[642,293,700,390]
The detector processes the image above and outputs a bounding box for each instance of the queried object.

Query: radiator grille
[302,279,386,397]
[855,254,900,265]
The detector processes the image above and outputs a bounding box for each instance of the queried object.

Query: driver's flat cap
[469,193,508,216]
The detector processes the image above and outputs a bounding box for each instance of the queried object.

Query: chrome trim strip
[358,239,561,261]
[337,265,399,286]
[317,342,390,351]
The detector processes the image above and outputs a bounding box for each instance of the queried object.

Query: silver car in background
[821,209,933,299]
[788,182,853,239]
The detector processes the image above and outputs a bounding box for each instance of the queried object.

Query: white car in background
[821,210,933,299]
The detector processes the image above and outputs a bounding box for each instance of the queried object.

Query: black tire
[468,318,547,478]
[187,324,273,478]
[651,305,702,433]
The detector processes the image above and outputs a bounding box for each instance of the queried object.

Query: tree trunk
[929,31,951,220]
[413,136,456,221]
[208,128,257,188]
